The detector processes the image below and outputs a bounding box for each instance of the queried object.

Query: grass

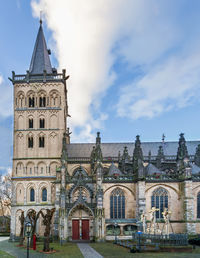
[90,242,200,258]
[17,242,84,258]
[0,250,14,258]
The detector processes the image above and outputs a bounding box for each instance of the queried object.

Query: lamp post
[26,222,32,258]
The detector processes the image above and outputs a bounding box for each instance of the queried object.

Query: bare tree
[0,172,11,218]
[40,208,55,252]
[27,209,40,248]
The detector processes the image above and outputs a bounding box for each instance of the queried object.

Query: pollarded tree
[40,208,55,252]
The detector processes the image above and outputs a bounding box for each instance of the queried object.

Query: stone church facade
[10,22,200,241]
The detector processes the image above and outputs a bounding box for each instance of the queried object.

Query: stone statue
[140,211,146,233]
[162,208,172,235]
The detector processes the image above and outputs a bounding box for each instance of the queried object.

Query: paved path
[77,243,103,258]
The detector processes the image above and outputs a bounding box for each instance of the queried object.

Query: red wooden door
[82,220,89,240]
[72,220,80,240]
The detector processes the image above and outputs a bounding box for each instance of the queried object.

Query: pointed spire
[176,133,188,161]
[29,21,52,74]
[156,145,165,169]
[133,135,143,174]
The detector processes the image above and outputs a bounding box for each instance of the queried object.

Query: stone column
[184,180,195,234]
[136,181,146,220]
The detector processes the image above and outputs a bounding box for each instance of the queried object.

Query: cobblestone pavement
[77,243,103,258]
[0,238,48,258]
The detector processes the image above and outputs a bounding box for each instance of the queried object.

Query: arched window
[28,97,35,107]
[29,119,33,128]
[110,188,125,219]
[39,118,45,128]
[30,188,35,202]
[39,136,45,147]
[42,188,47,202]
[39,97,46,107]
[151,187,168,219]
[197,192,200,219]
[28,137,33,148]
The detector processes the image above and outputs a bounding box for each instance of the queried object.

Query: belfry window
[151,187,168,219]
[28,137,33,148]
[39,118,45,128]
[29,97,35,107]
[197,192,200,218]
[110,188,125,219]
[39,97,46,107]
[42,188,47,202]
[29,119,33,129]
[30,188,35,202]
[39,136,45,148]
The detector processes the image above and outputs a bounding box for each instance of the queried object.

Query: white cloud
[0,75,13,118]
[31,0,200,139]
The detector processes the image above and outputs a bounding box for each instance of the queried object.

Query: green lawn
[32,242,83,258]
[90,242,200,258]
[0,250,14,258]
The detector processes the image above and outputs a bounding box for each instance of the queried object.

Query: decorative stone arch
[38,182,49,203]
[17,115,24,129]
[68,203,94,218]
[16,91,25,107]
[26,183,36,203]
[27,132,34,149]
[37,161,46,174]
[26,161,35,175]
[104,184,135,200]
[145,184,179,199]
[37,131,46,148]
[49,89,60,107]
[27,90,35,108]
[69,184,93,201]
[72,166,89,177]
[15,209,24,236]
[49,114,58,129]
[16,183,25,204]
[16,161,24,176]
[71,186,90,203]
[49,161,59,175]
[27,114,34,129]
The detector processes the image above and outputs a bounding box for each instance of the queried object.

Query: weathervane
[40,10,43,25]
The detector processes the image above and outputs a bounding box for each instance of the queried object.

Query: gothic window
[39,118,45,128]
[39,97,46,107]
[29,119,33,129]
[30,188,35,202]
[42,188,47,202]
[110,188,125,219]
[197,192,200,219]
[151,187,168,219]
[28,97,35,107]
[39,136,45,148]
[28,137,33,148]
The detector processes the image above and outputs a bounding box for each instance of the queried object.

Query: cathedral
[10,21,200,242]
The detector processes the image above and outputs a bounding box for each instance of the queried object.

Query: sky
[1,0,200,174]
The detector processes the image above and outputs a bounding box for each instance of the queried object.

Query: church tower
[10,20,69,240]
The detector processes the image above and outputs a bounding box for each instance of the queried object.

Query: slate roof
[29,23,52,74]
[108,163,123,175]
[145,163,163,175]
[191,163,200,174]
[67,141,200,158]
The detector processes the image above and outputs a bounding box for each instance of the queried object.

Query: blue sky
[1,0,200,174]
